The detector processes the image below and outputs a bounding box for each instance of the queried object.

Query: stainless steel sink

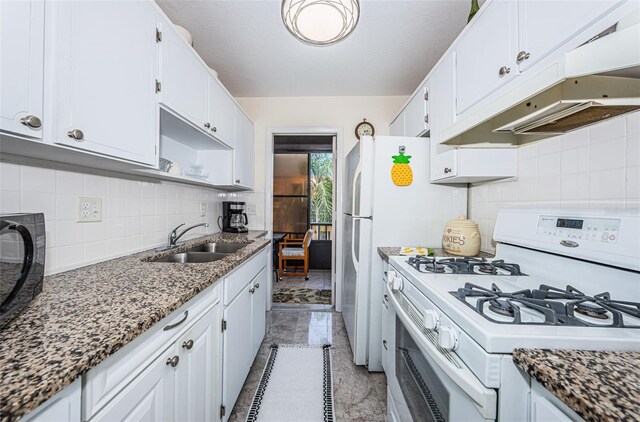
[152,252,229,263]
[186,242,247,254]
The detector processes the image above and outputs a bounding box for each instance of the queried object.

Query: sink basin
[187,242,247,254]
[152,252,228,263]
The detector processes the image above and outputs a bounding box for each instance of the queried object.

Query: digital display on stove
[556,218,584,229]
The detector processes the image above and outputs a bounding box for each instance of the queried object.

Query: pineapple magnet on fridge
[391,146,413,186]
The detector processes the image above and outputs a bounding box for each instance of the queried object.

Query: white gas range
[384,208,640,422]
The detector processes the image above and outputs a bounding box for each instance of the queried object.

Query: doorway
[270,134,337,309]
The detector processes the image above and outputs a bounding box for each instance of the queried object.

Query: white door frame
[265,126,344,312]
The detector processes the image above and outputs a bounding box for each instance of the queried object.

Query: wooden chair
[278,229,313,280]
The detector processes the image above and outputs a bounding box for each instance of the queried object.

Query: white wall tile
[0,162,20,191]
[468,111,639,253]
[1,161,223,275]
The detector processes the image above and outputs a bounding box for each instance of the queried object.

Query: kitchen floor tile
[228,310,387,422]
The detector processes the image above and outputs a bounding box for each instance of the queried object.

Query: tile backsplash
[0,161,226,275]
[469,111,640,253]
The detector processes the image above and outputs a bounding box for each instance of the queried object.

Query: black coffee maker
[218,201,249,233]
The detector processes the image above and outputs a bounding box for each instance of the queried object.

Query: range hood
[493,76,640,135]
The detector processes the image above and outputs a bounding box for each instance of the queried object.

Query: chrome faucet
[167,223,209,248]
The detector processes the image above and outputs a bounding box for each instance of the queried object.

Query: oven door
[387,285,497,422]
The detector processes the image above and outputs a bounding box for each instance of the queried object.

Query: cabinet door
[251,268,268,357]
[429,52,456,143]
[209,77,236,147]
[177,305,219,422]
[24,379,80,422]
[404,84,428,137]
[0,0,44,139]
[222,285,253,420]
[389,113,404,136]
[91,345,176,422]
[456,0,517,115]
[518,0,623,71]
[50,1,157,165]
[159,21,209,131]
[234,109,255,188]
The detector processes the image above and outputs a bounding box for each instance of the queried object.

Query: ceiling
[156,0,473,98]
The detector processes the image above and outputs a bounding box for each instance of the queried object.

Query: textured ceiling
[156,0,473,97]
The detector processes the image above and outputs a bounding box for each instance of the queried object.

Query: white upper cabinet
[429,52,456,142]
[0,0,44,139]
[158,20,210,131]
[389,113,404,136]
[233,109,255,189]
[209,77,236,147]
[517,0,623,71]
[404,83,430,137]
[49,1,157,166]
[456,0,518,115]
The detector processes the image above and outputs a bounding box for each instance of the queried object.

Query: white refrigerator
[342,135,467,370]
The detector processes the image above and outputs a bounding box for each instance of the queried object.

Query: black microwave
[0,213,45,328]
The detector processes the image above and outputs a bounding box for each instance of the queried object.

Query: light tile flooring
[228,310,388,422]
[275,269,332,290]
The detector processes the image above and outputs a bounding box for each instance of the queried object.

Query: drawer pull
[182,339,194,350]
[249,287,255,294]
[166,355,179,367]
[516,51,530,63]
[383,340,388,350]
[498,66,511,77]
[163,310,188,331]
[384,294,389,302]
[67,129,84,141]
[444,167,452,174]
[255,283,260,289]
[20,115,42,129]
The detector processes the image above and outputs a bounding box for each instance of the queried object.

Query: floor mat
[272,288,332,305]
[246,344,334,422]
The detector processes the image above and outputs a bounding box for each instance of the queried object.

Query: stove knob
[423,310,440,330]
[387,271,397,287]
[437,326,459,351]
[392,275,404,292]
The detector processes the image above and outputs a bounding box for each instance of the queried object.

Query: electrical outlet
[199,202,206,217]
[246,203,257,215]
[78,197,102,222]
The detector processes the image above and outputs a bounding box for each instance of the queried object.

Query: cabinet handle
[212,126,217,132]
[424,114,429,124]
[384,294,389,302]
[67,129,84,141]
[516,51,530,63]
[255,283,260,289]
[249,287,255,294]
[163,310,188,331]
[166,355,180,367]
[383,340,388,350]
[498,66,511,77]
[235,179,241,184]
[182,339,194,350]
[204,122,211,129]
[444,167,452,174]
[20,115,42,129]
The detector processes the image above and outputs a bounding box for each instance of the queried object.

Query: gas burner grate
[407,256,526,276]
[451,282,640,327]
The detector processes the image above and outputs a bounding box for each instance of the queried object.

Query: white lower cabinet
[530,380,580,422]
[222,265,267,421]
[23,379,81,422]
[91,344,176,422]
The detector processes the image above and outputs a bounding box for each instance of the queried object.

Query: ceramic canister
[442,215,481,256]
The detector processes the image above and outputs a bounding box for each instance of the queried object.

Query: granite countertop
[513,348,640,422]
[0,231,269,421]
[377,246,495,262]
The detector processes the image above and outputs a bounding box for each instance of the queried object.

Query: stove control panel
[537,216,620,243]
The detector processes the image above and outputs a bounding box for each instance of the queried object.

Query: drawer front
[83,282,219,419]
[224,248,267,306]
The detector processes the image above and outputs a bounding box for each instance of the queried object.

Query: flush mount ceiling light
[282,0,360,46]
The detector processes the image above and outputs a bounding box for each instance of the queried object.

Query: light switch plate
[78,197,102,222]
[199,202,206,217]
[246,203,257,215]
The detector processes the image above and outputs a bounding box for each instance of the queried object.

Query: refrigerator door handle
[351,218,359,269]
[352,162,362,215]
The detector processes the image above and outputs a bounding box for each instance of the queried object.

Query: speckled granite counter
[0,231,269,421]
[377,246,494,262]
[513,348,640,422]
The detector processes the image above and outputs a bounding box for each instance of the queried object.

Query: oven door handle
[0,222,35,312]
[387,284,497,420]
